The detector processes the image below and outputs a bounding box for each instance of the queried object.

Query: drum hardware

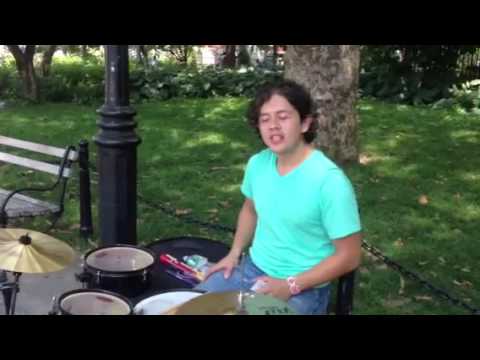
[237,251,248,315]
[0,272,21,315]
[48,296,59,315]
[0,228,76,315]
[74,270,89,289]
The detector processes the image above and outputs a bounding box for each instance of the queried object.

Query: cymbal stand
[237,252,248,315]
[0,272,22,315]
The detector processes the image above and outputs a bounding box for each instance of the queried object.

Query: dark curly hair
[246,79,318,144]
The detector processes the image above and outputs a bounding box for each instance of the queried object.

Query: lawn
[0,97,478,314]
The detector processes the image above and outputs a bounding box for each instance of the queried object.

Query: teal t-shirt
[241,148,361,280]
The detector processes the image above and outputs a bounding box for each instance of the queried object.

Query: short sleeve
[319,170,362,240]
[240,156,254,199]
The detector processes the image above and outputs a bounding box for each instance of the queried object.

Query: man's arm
[293,231,362,291]
[255,231,362,300]
[204,198,257,279]
[229,198,257,259]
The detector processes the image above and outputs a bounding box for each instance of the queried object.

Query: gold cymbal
[0,228,75,274]
[172,291,297,315]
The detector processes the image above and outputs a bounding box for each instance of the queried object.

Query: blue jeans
[194,255,331,315]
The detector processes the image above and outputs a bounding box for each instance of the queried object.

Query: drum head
[134,291,204,315]
[60,290,133,315]
[85,246,154,272]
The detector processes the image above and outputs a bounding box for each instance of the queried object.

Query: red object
[159,254,197,276]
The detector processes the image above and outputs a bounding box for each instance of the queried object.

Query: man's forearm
[229,199,257,258]
[295,233,362,291]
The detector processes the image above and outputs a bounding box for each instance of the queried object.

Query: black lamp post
[95,45,141,246]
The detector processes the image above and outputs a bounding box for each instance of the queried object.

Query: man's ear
[301,116,313,133]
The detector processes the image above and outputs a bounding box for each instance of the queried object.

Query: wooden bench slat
[0,135,78,161]
[0,189,59,218]
[0,152,72,177]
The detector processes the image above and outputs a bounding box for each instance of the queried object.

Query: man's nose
[269,118,280,129]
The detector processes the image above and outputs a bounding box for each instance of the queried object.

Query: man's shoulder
[306,150,341,176]
[248,148,274,166]
[310,150,339,170]
[305,150,351,187]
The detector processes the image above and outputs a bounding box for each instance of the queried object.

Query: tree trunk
[7,45,26,74]
[237,45,251,66]
[222,45,236,68]
[139,45,149,68]
[273,45,278,66]
[7,45,39,101]
[41,45,57,77]
[284,45,360,165]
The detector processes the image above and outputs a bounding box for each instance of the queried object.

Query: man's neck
[276,144,313,174]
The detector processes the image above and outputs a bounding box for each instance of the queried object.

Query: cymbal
[0,228,75,274]
[172,291,297,315]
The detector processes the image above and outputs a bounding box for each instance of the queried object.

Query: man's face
[258,94,311,157]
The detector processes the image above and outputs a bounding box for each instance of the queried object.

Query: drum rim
[83,244,156,274]
[133,288,206,314]
[58,288,134,315]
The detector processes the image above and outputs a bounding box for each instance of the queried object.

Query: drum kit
[0,228,297,315]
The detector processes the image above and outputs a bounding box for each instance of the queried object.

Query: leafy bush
[360,45,480,107]
[432,79,480,113]
[1,57,282,105]
[0,61,23,100]
[129,65,282,103]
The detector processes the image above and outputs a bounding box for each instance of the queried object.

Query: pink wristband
[287,276,301,295]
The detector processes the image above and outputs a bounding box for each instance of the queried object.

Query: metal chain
[89,166,480,314]
[361,240,480,314]
[137,193,235,234]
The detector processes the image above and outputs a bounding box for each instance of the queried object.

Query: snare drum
[55,289,134,315]
[79,245,155,298]
[134,289,205,315]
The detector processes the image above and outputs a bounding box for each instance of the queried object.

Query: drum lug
[96,270,101,283]
[48,296,59,315]
[142,269,148,282]
[75,271,92,288]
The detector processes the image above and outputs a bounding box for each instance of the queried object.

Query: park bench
[0,135,93,239]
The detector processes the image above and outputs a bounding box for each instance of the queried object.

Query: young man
[195,80,362,315]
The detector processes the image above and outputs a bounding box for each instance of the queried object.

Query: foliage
[129,65,282,102]
[38,57,105,104]
[360,45,480,106]
[1,55,282,105]
[432,79,480,113]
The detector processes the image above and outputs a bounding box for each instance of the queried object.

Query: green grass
[0,98,478,315]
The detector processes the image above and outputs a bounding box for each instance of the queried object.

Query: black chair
[332,270,356,315]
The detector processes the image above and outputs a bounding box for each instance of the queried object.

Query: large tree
[40,45,58,77]
[284,45,360,165]
[6,45,39,101]
[222,45,236,68]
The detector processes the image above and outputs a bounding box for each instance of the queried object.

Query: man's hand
[204,253,240,280]
[254,275,291,301]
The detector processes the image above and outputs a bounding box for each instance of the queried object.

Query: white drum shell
[134,291,203,315]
